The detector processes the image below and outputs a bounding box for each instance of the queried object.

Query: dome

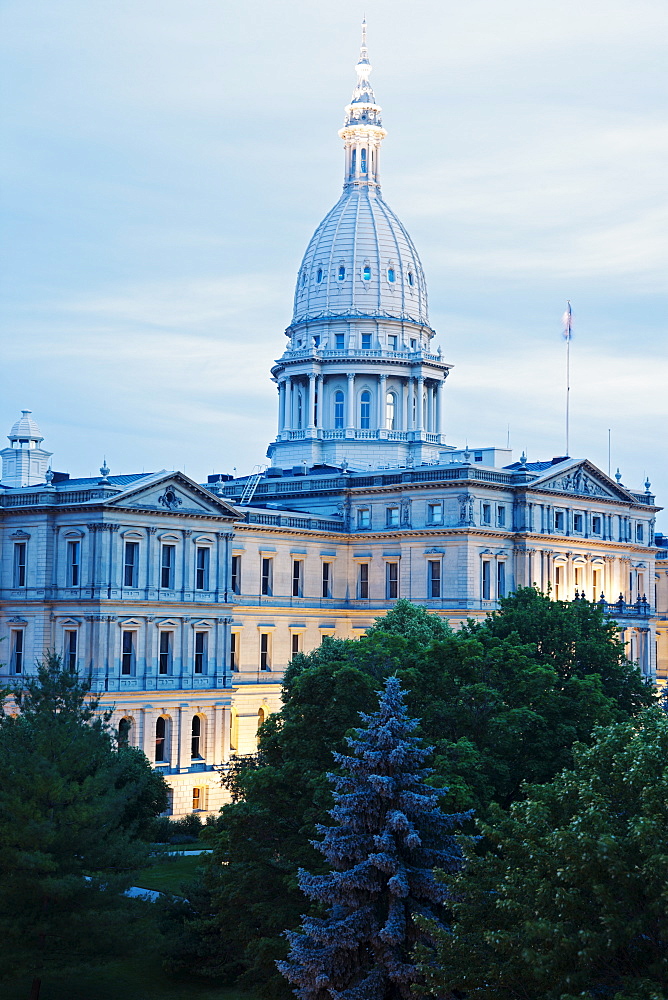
[9,409,44,443]
[291,185,429,328]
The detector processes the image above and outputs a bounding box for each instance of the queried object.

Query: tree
[0,653,168,999]
[278,676,469,1000]
[420,707,668,1000]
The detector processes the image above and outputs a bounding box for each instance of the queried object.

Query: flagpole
[562,300,572,456]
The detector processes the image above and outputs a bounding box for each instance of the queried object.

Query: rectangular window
[161,544,175,589]
[410,338,417,350]
[593,569,601,602]
[636,523,644,542]
[230,632,238,671]
[231,555,241,594]
[361,333,372,349]
[573,513,583,532]
[386,562,399,599]
[64,630,77,672]
[67,540,80,586]
[474,452,483,462]
[497,561,506,599]
[554,511,564,531]
[13,542,26,588]
[11,630,24,674]
[192,787,204,811]
[335,333,345,349]
[358,563,369,599]
[260,632,271,671]
[482,503,491,525]
[427,503,443,525]
[123,541,139,587]
[386,506,399,527]
[575,566,583,589]
[194,631,207,674]
[592,516,602,535]
[388,334,397,350]
[357,508,370,529]
[482,560,491,600]
[497,506,506,527]
[261,558,273,596]
[428,560,441,598]
[322,561,332,598]
[291,632,301,657]
[159,631,173,674]
[292,559,303,597]
[121,630,135,675]
[555,565,563,600]
[195,547,210,590]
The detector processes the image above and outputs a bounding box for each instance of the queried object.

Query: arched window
[386,392,396,430]
[118,717,132,747]
[191,715,202,759]
[363,265,371,281]
[297,392,303,429]
[334,390,344,429]
[361,148,367,174]
[351,149,357,174]
[360,391,371,430]
[155,717,168,763]
[387,267,396,283]
[338,265,345,281]
[316,267,323,283]
[258,707,265,728]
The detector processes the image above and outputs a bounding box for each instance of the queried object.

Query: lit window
[155,717,168,762]
[67,540,80,586]
[230,632,239,671]
[334,390,345,428]
[386,506,399,527]
[194,631,207,674]
[13,542,26,588]
[386,562,399,599]
[124,541,139,587]
[360,391,371,428]
[322,561,332,598]
[387,267,396,283]
[358,563,369,599]
[261,558,273,596]
[260,633,271,670]
[428,503,443,525]
[159,631,173,675]
[231,555,241,594]
[11,630,24,674]
[555,565,563,601]
[338,266,346,281]
[192,787,203,811]
[386,392,396,430]
[357,508,371,529]
[191,716,202,758]
[482,561,491,600]
[292,559,303,598]
[482,503,491,525]
[161,544,175,589]
[428,560,441,598]
[195,547,210,591]
[316,267,323,283]
[64,630,77,672]
[363,264,371,281]
[121,630,135,675]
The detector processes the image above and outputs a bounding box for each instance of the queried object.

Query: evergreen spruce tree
[278,675,469,999]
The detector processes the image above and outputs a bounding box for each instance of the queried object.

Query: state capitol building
[1,27,664,816]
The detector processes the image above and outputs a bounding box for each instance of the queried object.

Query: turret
[0,410,53,488]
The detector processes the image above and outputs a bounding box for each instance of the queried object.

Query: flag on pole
[562,300,573,340]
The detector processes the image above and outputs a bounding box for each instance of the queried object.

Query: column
[316,373,323,430]
[278,380,285,433]
[402,379,409,431]
[378,374,387,430]
[182,529,192,593]
[178,705,191,772]
[416,376,424,432]
[220,705,231,763]
[346,372,355,430]
[142,706,156,763]
[307,373,316,429]
[435,379,444,439]
[147,526,157,590]
[285,376,293,432]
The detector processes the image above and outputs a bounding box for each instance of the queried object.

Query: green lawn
[3,954,258,1000]
[133,853,206,895]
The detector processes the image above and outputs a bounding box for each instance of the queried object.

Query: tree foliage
[420,707,668,1000]
[0,653,168,995]
[278,676,469,1000]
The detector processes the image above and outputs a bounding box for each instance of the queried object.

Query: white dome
[9,410,43,442]
[292,186,429,328]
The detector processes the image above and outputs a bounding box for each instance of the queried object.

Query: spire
[339,20,387,188]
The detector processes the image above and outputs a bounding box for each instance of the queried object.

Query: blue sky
[2,0,667,519]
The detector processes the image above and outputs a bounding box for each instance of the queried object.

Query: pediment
[531,461,633,502]
[105,472,238,520]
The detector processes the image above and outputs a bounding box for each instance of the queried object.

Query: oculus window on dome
[338,265,346,281]
[317,268,323,283]
[363,265,371,281]
[387,267,396,283]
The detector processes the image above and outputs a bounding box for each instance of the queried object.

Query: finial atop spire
[345,17,380,119]
[339,19,387,188]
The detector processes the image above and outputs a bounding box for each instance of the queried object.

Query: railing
[280,347,444,363]
[243,512,346,532]
[593,593,652,618]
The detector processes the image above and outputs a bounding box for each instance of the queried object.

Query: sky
[1,0,667,519]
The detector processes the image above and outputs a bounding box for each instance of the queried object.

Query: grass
[132,853,206,895]
[3,953,259,1000]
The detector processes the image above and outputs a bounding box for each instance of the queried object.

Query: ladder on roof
[238,465,267,506]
